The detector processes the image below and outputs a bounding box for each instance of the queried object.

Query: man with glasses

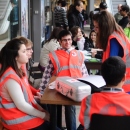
[39,30,88,130]
[119,5,129,29]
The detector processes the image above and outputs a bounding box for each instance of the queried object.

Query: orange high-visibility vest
[102,32,130,92]
[0,67,44,130]
[79,91,130,130]
[21,64,39,95]
[49,49,84,78]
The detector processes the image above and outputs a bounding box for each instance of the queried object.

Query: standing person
[39,30,88,130]
[92,11,130,93]
[0,39,52,130]
[54,0,68,29]
[39,27,63,72]
[45,6,52,41]
[79,56,130,130]
[114,4,123,23]
[8,0,19,39]
[124,12,130,39]
[118,5,129,29]
[67,0,84,30]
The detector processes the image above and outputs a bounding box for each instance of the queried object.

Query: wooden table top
[40,77,81,106]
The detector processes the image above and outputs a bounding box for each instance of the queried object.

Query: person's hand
[126,23,130,28]
[77,33,83,41]
[91,51,97,58]
[34,92,42,100]
[91,48,97,53]
[43,111,50,121]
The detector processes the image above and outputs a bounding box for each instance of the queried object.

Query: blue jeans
[65,105,76,130]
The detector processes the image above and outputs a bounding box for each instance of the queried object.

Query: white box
[55,76,91,102]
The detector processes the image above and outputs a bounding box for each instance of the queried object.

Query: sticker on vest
[66,79,80,83]
[72,52,77,56]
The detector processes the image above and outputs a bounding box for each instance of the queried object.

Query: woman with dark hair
[39,27,63,72]
[92,11,130,93]
[0,39,52,130]
[67,0,84,30]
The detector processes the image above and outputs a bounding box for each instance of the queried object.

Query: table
[40,77,81,130]
[84,60,102,70]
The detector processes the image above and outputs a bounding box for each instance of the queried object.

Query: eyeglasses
[26,47,33,51]
[61,38,72,42]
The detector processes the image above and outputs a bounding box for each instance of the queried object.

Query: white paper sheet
[78,75,106,88]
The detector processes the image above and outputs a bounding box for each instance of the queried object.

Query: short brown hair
[15,36,33,47]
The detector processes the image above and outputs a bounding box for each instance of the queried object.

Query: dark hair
[101,56,126,86]
[121,5,129,13]
[61,1,66,7]
[92,11,124,50]
[70,26,81,38]
[74,0,83,7]
[0,39,25,78]
[67,0,83,18]
[46,27,63,43]
[128,12,130,17]
[58,30,72,40]
[89,30,96,43]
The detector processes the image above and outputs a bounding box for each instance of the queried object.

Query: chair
[28,59,43,84]
[90,113,130,130]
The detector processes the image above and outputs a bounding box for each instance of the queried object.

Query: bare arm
[6,79,46,119]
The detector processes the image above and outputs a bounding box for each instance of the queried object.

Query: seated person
[79,56,130,130]
[70,26,86,50]
[39,27,63,72]
[39,30,88,130]
[0,39,60,130]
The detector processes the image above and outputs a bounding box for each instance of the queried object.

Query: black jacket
[68,9,83,30]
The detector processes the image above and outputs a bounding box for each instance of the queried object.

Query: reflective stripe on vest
[0,70,29,103]
[106,32,130,85]
[99,104,126,115]
[84,95,92,129]
[51,51,82,75]
[84,94,127,129]
[1,115,36,125]
[0,69,37,125]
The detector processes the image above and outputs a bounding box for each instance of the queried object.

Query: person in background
[114,4,123,23]
[79,56,130,130]
[45,6,52,41]
[70,27,98,53]
[93,11,130,93]
[39,30,88,130]
[70,26,85,50]
[85,30,97,50]
[118,5,129,29]
[0,39,52,130]
[67,0,84,30]
[54,0,68,29]
[124,12,130,39]
[39,27,63,72]
[99,2,108,11]
[8,0,19,39]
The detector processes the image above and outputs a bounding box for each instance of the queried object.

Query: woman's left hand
[34,92,42,99]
